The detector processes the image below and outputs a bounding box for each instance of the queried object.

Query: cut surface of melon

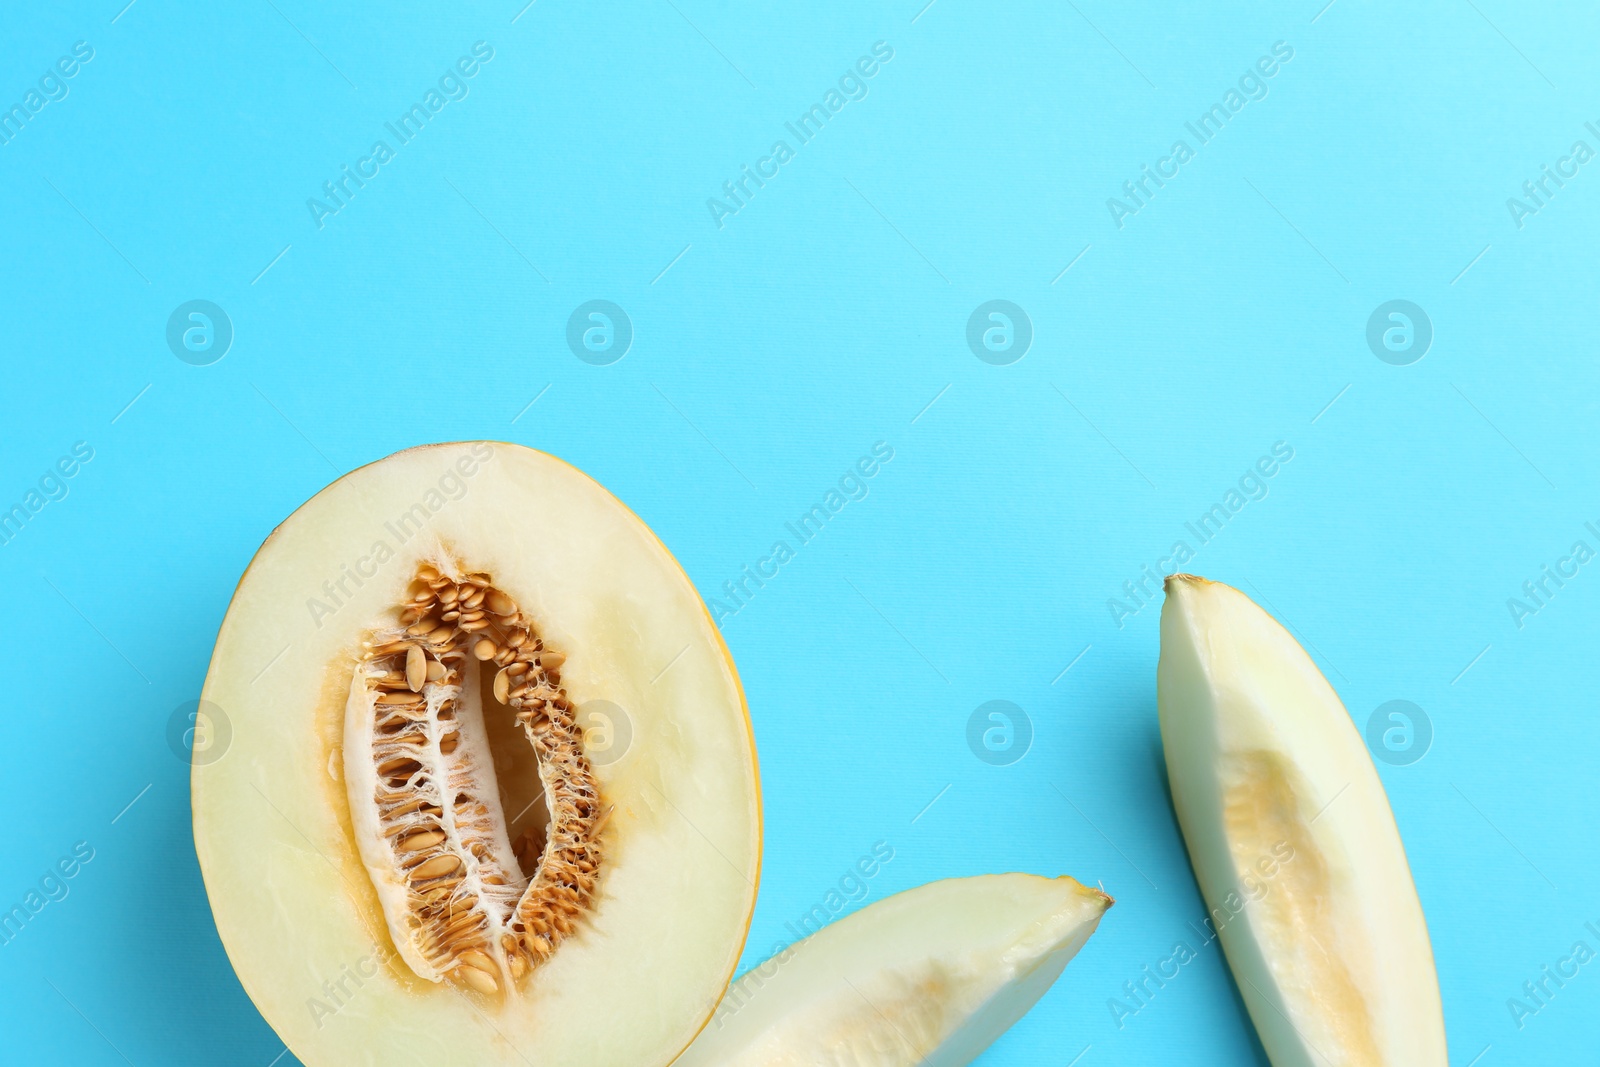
[193,442,761,1067]
[675,873,1110,1067]
[1158,574,1445,1067]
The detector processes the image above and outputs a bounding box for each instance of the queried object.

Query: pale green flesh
[674,873,1111,1067]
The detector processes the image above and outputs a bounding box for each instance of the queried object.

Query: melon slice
[1158,574,1446,1066]
[675,873,1111,1066]
[193,442,761,1067]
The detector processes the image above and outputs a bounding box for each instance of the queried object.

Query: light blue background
[2,0,1596,1063]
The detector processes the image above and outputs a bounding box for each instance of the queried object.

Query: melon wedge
[193,442,761,1067]
[1158,574,1446,1066]
[675,873,1111,1066]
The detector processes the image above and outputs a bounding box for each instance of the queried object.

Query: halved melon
[1158,574,1446,1066]
[194,442,761,1067]
[675,874,1111,1065]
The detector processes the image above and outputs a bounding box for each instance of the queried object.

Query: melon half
[193,442,761,1067]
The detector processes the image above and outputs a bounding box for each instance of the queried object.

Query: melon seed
[459,964,498,995]
[460,949,496,972]
[399,831,446,851]
[410,855,463,881]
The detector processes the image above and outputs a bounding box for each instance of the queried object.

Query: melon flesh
[674,873,1111,1066]
[1158,574,1446,1066]
[193,442,761,1067]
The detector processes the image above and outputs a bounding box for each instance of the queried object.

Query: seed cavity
[346,558,606,997]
